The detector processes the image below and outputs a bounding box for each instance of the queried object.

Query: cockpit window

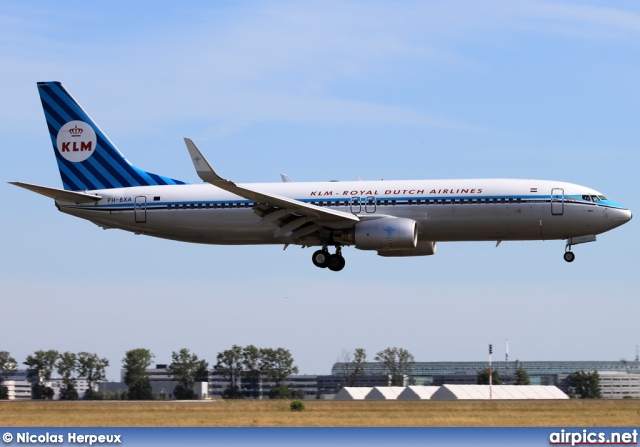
[581,195,591,202]
[590,195,600,202]
[598,195,608,201]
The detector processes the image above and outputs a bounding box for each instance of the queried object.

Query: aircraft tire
[312,250,330,268]
[328,254,346,272]
[563,251,575,263]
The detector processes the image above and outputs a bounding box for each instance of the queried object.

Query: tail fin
[37,81,186,191]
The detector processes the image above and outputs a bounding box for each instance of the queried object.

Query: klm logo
[383,225,396,239]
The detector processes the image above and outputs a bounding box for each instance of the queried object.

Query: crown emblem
[69,125,83,137]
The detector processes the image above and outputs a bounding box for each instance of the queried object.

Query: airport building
[329,360,640,397]
[2,380,32,400]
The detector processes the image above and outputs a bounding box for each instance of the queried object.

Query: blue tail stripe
[132,165,166,186]
[37,81,187,191]
[94,135,150,186]
[80,152,117,189]
[55,151,95,191]
[147,171,170,185]
[59,167,81,191]
[90,151,127,188]
[48,82,91,122]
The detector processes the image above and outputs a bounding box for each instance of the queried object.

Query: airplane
[10,81,633,272]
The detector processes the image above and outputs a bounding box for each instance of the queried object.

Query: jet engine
[341,217,418,250]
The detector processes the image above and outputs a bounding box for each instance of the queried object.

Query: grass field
[1,400,639,427]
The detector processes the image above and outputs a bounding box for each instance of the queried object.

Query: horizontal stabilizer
[9,181,102,203]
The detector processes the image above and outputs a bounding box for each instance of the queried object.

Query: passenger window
[493,198,497,204]
[391,200,396,206]
[383,200,388,206]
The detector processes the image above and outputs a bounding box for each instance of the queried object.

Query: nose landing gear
[562,235,596,262]
[564,242,575,263]
[312,246,346,271]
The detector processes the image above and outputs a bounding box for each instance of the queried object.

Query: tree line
[1,346,300,401]
[336,347,416,386]
[0,350,108,400]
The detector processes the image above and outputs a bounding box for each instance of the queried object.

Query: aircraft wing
[9,181,102,203]
[184,138,359,241]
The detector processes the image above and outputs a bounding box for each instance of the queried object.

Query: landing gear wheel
[327,254,346,272]
[563,251,575,263]
[312,250,330,268]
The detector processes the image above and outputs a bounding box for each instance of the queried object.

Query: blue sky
[1,0,638,381]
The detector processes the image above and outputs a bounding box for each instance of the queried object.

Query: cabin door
[551,188,564,216]
[134,196,147,223]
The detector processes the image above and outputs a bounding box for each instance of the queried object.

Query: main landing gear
[312,246,346,272]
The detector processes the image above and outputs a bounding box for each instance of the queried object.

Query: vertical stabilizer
[37,81,186,191]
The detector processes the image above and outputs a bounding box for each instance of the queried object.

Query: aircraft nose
[613,208,632,223]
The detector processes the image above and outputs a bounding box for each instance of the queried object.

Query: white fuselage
[56,178,631,247]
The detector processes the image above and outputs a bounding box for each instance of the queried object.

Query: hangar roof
[431,385,569,400]
[397,386,440,400]
[365,386,405,400]
[333,387,372,400]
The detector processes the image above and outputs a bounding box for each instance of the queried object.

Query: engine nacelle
[377,241,437,257]
[341,217,418,250]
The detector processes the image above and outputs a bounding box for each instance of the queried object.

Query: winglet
[184,138,233,185]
